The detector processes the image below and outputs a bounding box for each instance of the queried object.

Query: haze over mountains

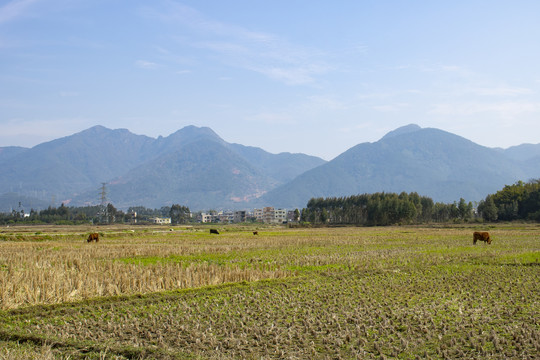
[1,124,539,212]
[0,125,324,211]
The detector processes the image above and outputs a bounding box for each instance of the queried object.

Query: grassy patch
[498,251,540,265]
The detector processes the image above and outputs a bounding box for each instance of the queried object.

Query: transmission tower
[98,183,108,223]
[100,182,108,206]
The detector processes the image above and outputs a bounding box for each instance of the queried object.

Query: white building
[200,213,214,223]
[150,217,171,225]
[274,208,287,223]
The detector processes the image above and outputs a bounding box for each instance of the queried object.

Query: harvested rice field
[0,224,538,359]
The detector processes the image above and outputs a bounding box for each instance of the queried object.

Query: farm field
[0,224,539,359]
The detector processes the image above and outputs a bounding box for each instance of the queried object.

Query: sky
[1,0,540,160]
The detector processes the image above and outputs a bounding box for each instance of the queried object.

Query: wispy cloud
[135,60,159,69]
[0,0,39,24]
[148,2,275,43]
[143,2,331,85]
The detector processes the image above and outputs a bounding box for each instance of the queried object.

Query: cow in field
[473,231,491,245]
[87,232,99,243]
[210,229,219,234]
[253,231,258,235]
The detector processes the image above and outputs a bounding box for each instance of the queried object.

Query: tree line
[477,179,540,222]
[300,179,540,226]
[300,192,473,226]
[0,204,191,225]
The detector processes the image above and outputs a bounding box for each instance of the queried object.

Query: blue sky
[1,0,539,160]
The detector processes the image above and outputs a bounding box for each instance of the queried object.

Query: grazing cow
[87,233,99,243]
[210,229,219,234]
[473,231,491,245]
[253,231,258,235]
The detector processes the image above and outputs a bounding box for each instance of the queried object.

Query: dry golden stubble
[0,229,296,309]
[1,224,538,311]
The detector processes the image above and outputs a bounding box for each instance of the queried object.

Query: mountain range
[0,125,324,211]
[1,124,539,212]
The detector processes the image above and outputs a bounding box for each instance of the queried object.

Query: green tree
[170,204,191,224]
[419,196,434,222]
[293,208,300,222]
[458,198,473,221]
[57,203,70,219]
[106,203,119,223]
[320,208,328,223]
[521,188,540,220]
[499,201,519,221]
[492,181,526,220]
[478,195,498,222]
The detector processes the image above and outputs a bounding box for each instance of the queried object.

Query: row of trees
[477,180,540,221]
[0,204,191,225]
[300,192,474,226]
[300,179,540,226]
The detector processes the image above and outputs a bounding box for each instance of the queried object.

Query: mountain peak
[167,125,222,142]
[79,125,111,135]
[381,124,422,141]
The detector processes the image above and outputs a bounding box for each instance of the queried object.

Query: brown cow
[473,231,491,245]
[210,229,219,234]
[253,231,258,235]
[87,233,99,243]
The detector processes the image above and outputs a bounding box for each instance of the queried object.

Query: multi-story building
[262,207,274,223]
[200,213,214,223]
[274,208,287,224]
[200,208,292,224]
[234,210,247,223]
[252,207,289,223]
[218,211,234,223]
[253,208,263,222]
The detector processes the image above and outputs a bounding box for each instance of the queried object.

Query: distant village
[148,207,298,225]
[0,201,303,226]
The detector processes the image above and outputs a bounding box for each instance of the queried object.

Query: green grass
[498,251,540,264]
